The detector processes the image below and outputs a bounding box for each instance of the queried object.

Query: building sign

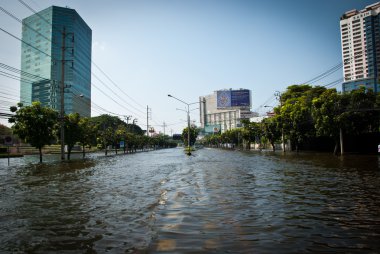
[217,89,251,109]
[204,124,221,134]
[231,89,251,107]
[217,90,232,108]
[240,111,255,119]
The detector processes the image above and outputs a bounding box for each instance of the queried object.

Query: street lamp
[264,105,275,115]
[168,94,198,155]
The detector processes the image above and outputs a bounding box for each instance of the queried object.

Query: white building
[199,89,256,134]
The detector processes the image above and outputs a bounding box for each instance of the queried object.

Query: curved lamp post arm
[168,94,198,155]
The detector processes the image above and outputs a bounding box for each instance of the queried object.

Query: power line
[323,78,344,88]
[254,94,276,113]
[0,90,19,100]
[91,83,145,119]
[0,70,38,84]
[0,6,51,44]
[13,1,151,120]
[91,61,146,109]
[0,62,48,81]
[70,87,126,117]
[0,27,52,58]
[3,2,163,126]
[301,62,343,85]
[91,71,146,115]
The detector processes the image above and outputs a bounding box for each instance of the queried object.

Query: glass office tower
[20,6,92,117]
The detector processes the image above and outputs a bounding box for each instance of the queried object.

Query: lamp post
[168,94,198,155]
[264,105,273,112]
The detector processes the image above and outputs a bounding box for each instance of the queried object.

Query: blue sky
[0,0,377,133]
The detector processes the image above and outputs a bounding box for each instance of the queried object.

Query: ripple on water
[1,149,380,253]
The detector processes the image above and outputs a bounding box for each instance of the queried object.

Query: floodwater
[1,148,380,253]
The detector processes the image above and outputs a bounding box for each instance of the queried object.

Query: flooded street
[1,148,380,253]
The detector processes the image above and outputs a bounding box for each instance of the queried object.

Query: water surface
[1,148,379,253]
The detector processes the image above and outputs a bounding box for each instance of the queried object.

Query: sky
[0,0,377,134]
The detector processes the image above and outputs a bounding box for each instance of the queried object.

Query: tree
[91,115,124,155]
[241,120,262,150]
[98,126,114,156]
[78,117,97,158]
[202,134,221,147]
[241,120,254,149]
[340,88,380,134]
[312,89,343,154]
[279,85,326,152]
[151,134,174,149]
[9,102,58,163]
[313,87,380,155]
[262,116,282,151]
[125,132,138,153]
[90,114,144,154]
[115,124,128,154]
[182,126,199,147]
[0,124,12,136]
[221,128,244,148]
[57,113,82,160]
[0,124,18,146]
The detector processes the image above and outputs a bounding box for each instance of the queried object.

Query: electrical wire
[322,78,344,88]
[0,27,51,58]
[14,1,152,120]
[1,2,165,128]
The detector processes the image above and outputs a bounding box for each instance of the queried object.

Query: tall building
[340,2,380,93]
[199,89,256,134]
[20,6,92,117]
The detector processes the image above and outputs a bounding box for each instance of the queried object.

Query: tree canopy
[9,102,58,162]
[182,126,199,146]
[201,85,380,154]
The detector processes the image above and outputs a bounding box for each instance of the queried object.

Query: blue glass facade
[342,78,379,93]
[21,6,92,117]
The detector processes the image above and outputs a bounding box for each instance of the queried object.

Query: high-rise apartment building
[340,2,380,93]
[20,6,92,117]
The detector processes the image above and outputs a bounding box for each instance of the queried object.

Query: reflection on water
[0,149,380,253]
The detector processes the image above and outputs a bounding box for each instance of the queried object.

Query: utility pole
[59,26,73,161]
[275,91,285,152]
[125,115,132,124]
[340,128,344,155]
[163,122,166,136]
[146,105,149,136]
[60,27,66,161]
